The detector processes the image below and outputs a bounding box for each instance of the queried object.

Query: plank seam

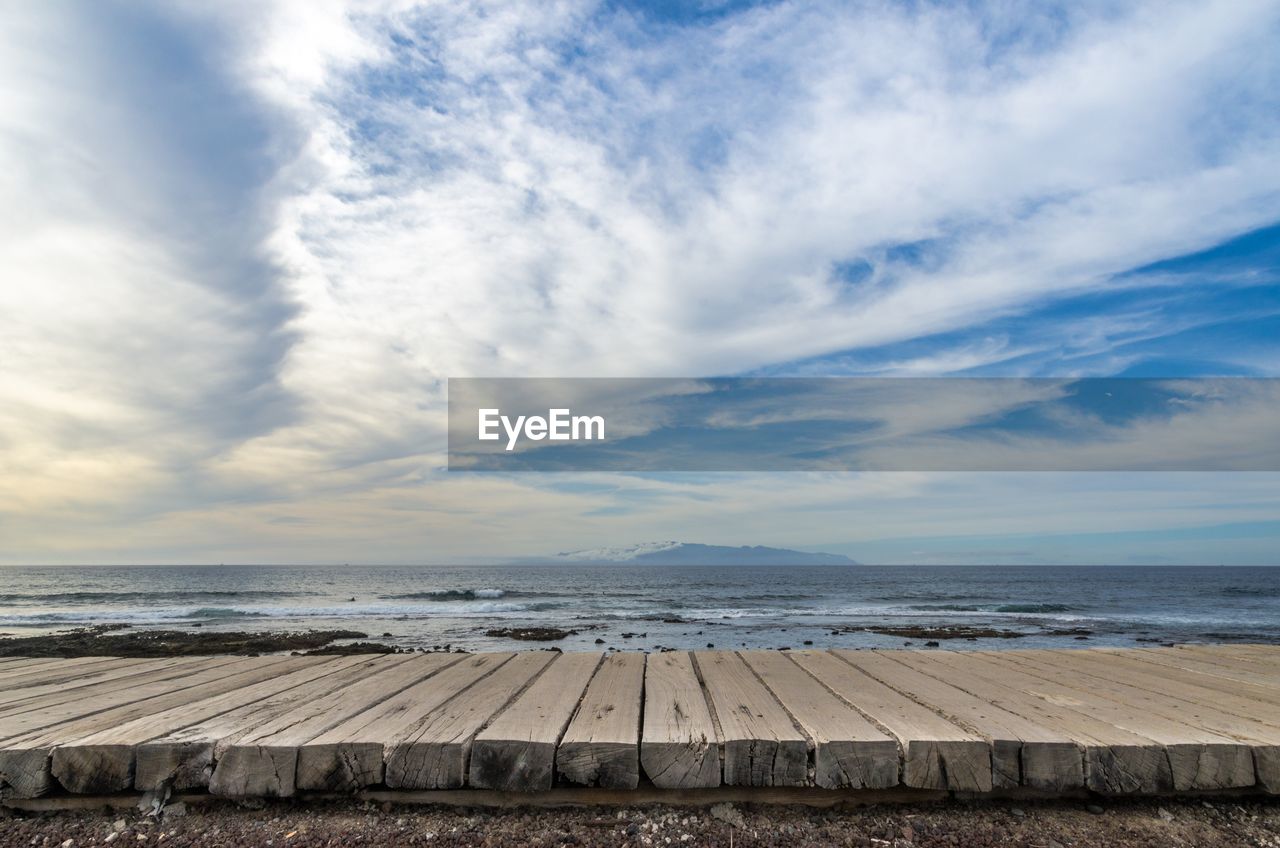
[686,652,726,776]
[855,650,1023,784]
[733,651,816,752]
[779,653,902,760]
[0,656,294,746]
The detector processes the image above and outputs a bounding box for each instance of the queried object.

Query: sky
[1,0,1278,565]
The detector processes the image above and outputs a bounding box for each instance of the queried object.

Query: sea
[0,565,1276,653]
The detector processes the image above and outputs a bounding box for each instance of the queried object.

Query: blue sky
[0,0,1278,564]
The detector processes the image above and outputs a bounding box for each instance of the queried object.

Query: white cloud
[1,0,1278,561]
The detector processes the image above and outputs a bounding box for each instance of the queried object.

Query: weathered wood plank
[968,652,1255,792]
[0,656,277,740]
[137,653,430,794]
[742,651,899,789]
[0,657,148,690]
[386,652,557,790]
[200,654,462,797]
[0,656,318,798]
[1030,649,1280,721]
[469,652,602,791]
[554,653,646,790]
[847,650,1082,790]
[1129,648,1280,689]
[897,650,1176,794]
[290,653,511,794]
[1178,645,1280,668]
[998,649,1280,793]
[639,652,720,789]
[0,659,204,712]
[794,650,989,792]
[0,657,247,725]
[0,657,97,677]
[692,651,807,787]
[50,657,369,794]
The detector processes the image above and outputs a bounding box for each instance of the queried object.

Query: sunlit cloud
[1,0,1278,563]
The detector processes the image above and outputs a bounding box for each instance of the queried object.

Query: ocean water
[0,565,1276,653]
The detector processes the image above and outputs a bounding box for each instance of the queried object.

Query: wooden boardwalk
[0,645,1277,800]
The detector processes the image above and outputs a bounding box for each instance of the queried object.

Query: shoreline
[0,623,1249,658]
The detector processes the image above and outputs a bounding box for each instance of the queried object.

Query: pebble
[1010,808,1026,818]
[114,821,128,833]
[1157,807,1174,822]
[104,836,118,845]
[708,803,745,829]
[1086,803,1105,815]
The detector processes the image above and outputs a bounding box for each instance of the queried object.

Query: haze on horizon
[2,0,1279,566]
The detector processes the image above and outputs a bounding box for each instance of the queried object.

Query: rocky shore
[0,625,399,658]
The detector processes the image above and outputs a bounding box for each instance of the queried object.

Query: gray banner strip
[447,378,1280,471]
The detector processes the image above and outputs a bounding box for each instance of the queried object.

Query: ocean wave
[0,599,545,627]
[907,604,984,612]
[993,603,1078,614]
[0,589,318,604]
[379,589,507,600]
[0,606,269,625]
[1220,586,1280,598]
[904,602,1077,614]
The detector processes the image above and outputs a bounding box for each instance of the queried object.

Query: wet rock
[0,626,376,658]
[484,627,579,641]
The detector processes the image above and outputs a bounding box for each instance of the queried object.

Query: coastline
[0,622,1244,659]
[3,565,1277,655]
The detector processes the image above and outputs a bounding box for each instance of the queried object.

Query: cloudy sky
[1,0,1278,565]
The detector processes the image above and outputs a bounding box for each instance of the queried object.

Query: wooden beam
[201,653,463,797]
[969,652,1255,792]
[741,651,898,789]
[794,650,991,792]
[692,651,807,787]
[289,653,512,794]
[469,652,602,791]
[639,651,720,789]
[847,651,1082,791]
[556,653,646,789]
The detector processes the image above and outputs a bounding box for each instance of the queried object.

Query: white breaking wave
[0,600,537,626]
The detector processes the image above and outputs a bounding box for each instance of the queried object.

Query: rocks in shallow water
[0,625,377,658]
[305,641,399,655]
[925,640,940,648]
[484,626,579,641]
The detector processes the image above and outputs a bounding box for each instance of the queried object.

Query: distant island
[548,541,857,565]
